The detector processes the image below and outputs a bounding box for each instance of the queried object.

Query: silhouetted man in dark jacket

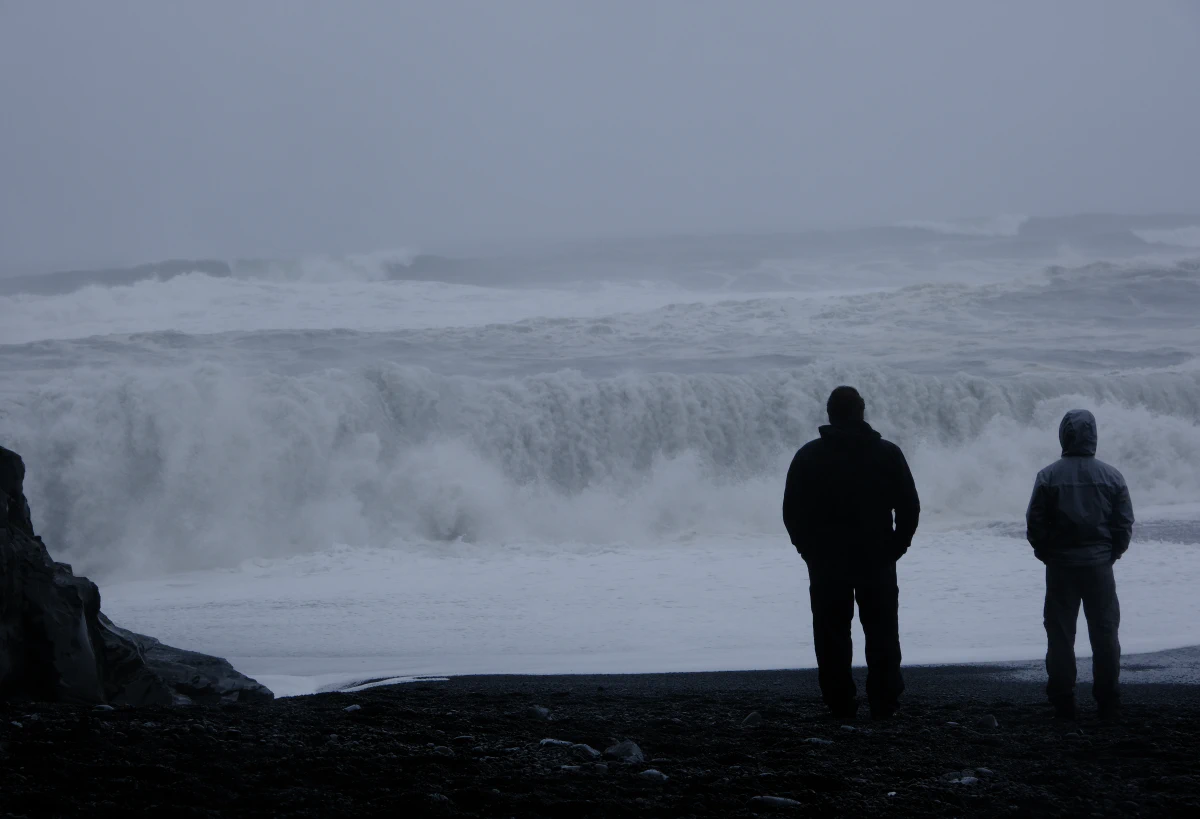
[1026,409,1134,720]
[782,386,920,719]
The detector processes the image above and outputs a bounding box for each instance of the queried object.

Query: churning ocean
[3,214,1200,696]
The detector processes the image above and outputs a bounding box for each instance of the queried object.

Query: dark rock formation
[0,445,272,706]
[0,447,33,536]
[101,615,273,705]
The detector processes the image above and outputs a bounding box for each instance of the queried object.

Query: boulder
[0,445,272,706]
[100,614,272,705]
[604,740,645,763]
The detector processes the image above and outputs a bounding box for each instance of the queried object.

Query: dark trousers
[806,557,904,714]
[1044,563,1121,706]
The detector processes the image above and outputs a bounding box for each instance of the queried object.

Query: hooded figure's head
[1058,409,1098,457]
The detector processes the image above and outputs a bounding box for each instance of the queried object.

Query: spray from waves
[4,363,1199,578]
[1134,226,1200,249]
[230,249,419,283]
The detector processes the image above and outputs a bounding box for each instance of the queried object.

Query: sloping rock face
[1,445,272,705]
[99,614,273,705]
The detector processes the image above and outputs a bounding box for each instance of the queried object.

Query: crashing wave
[4,362,1198,577]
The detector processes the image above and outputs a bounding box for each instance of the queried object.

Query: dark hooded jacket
[1025,409,1134,567]
[782,420,920,562]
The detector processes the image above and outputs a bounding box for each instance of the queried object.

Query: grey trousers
[1044,563,1121,706]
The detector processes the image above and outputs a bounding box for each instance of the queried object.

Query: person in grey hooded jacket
[1026,409,1134,719]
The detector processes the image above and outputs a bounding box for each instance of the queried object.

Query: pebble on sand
[605,740,646,763]
[571,743,602,760]
[975,714,1000,731]
[751,795,804,808]
[942,771,980,785]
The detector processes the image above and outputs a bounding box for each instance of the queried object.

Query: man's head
[1059,409,1098,457]
[826,386,866,425]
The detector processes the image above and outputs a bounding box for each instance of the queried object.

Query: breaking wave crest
[5,363,1199,577]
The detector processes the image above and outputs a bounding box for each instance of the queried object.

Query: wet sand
[3,647,1200,817]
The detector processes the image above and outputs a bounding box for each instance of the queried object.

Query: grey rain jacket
[1025,409,1134,567]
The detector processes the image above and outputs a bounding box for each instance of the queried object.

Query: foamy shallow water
[100,532,1200,697]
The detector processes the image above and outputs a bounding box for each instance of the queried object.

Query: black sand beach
[4,649,1200,818]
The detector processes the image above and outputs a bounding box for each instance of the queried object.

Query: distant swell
[0,259,233,297]
[896,214,1028,237]
[5,212,1199,297]
[1135,226,1200,249]
[4,363,1199,577]
[0,251,423,297]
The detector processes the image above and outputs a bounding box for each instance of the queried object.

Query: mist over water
[3,219,1200,579]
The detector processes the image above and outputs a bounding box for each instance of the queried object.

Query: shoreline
[310,643,1200,704]
[248,643,1200,698]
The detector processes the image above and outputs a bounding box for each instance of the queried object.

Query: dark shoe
[1052,699,1078,721]
[870,702,898,721]
[1097,701,1122,722]
[829,699,859,721]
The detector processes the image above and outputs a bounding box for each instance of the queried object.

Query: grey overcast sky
[2,0,1199,266]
